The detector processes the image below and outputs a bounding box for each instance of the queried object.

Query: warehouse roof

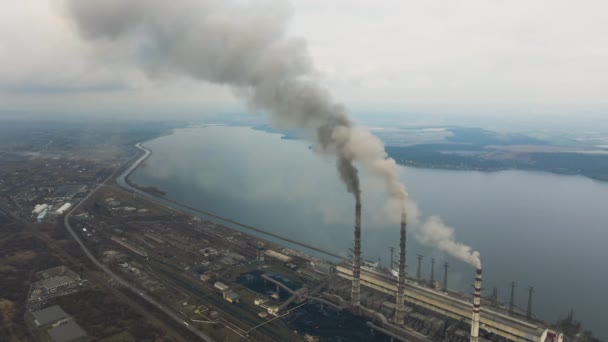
[31,305,70,327]
[47,320,87,342]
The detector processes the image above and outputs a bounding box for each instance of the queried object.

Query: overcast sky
[1,0,607,122]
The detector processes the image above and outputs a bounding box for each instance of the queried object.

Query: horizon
[1,0,607,124]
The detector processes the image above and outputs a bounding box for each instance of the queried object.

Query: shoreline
[122,142,153,188]
[116,143,348,262]
[251,124,608,182]
[122,144,167,197]
[115,135,600,338]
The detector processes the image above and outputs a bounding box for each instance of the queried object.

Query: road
[63,153,215,342]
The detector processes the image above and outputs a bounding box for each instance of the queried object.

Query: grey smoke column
[66,0,369,200]
[395,213,407,324]
[351,200,362,308]
[66,0,482,272]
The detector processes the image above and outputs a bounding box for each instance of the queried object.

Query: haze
[1,1,607,341]
[1,0,607,126]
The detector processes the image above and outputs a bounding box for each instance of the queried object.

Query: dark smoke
[67,0,362,200]
[337,157,360,200]
[65,0,480,268]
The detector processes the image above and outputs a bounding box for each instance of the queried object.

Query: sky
[1,0,607,124]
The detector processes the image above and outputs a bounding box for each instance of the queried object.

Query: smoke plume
[417,215,481,269]
[65,0,480,268]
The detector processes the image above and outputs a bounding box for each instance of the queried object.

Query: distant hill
[249,123,608,181]
[386,145,608,181]
[445,127,547,146]
[251,124,304,140]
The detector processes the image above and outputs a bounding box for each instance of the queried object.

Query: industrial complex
[0,135,570,342]
[73,143,561,341]
[325,200,564,342]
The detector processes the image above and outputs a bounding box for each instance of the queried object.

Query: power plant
[61,0,576,338]
[341,206,564,342]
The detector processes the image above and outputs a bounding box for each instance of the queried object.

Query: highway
[63,151,215,342]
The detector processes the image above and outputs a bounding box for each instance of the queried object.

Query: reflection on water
[130,126,608,338]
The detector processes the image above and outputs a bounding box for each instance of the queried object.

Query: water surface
[130,126,608,339]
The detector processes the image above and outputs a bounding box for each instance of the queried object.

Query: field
[0,221,61,342]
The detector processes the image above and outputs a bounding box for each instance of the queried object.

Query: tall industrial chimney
[351,201,362,308]
[395,213,407,324]
[416,254,423,281]
[430,258,435,284]
[443,262,449,291]
[470,269,482,342]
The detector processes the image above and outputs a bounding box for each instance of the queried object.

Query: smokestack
[351,201,362,308]
[443,262,449,291]
[430,258,435,285]
[394,213,407,324]
[66,0,484,280]
[470,268,482,342]
[416,254,423,281]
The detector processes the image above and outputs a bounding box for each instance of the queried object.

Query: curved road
[64,154,214,342]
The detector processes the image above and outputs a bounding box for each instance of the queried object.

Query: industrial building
[47,320,87,342]
[37,208,49,223]
[223,290,240,303]
[335,264,562,342]
[54,202,72,215]
[28,306,71,329]
[214,281,229,292]
[36,266,80,281]
[264,249,292,262]
[27,305,87,342]
[32,203,49,215]
[338,202,563,342]
[40,276,77,293]
[29,266,82,302]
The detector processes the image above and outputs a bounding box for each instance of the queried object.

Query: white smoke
[64,0,480,269]
[418,216,481,269]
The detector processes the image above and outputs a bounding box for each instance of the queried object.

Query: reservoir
[126,125,608,339]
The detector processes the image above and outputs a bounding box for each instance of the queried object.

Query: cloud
[0,0,607,117]
[0,81,127,95]
[288,0,608,111]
